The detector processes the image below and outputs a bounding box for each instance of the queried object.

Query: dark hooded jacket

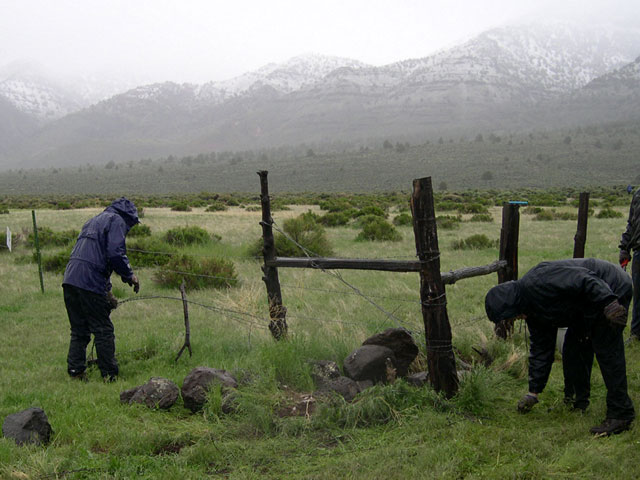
[485,258,632,393]
[619,188,640,253]
[63,197,139,295]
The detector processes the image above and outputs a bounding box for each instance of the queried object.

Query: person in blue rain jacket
[62,197,140,382]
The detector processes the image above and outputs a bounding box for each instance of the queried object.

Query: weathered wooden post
[410,176,458,397]
[258,170,288,340]
[31,210,44,293]
[495,202,520,339]
[175,279,192,362]
[573,192,590,258]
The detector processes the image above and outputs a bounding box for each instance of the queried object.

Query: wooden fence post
[411,176,458,397]
[258,170,288,340]
[31,210,44,293]
[573,192,590,258]
[495,203,520,338]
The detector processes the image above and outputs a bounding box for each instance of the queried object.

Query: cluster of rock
[120,366,238,412]
[313,328,428,402]
[2,328,428,446]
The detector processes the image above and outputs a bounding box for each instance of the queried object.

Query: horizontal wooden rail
[265,258,506,284]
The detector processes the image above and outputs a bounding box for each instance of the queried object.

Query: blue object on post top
[508,201,529,205]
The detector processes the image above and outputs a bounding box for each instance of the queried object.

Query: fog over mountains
[1,20,639,171]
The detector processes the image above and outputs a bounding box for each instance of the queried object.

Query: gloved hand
[619,250,631,270]
[107,291,118,310]
[126,274,140,293]
[517,393,539,413]
[603,299,628,326]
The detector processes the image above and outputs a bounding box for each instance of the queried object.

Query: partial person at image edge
[619,186,640,343]
[62,197,140,382]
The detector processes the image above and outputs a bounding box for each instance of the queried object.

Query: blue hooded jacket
[63,197,139,295]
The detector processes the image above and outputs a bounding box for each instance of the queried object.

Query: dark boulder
[343,344,396,383]
[182,367,238,412]
[2,407,52,446]
[120,377,179,409]
[362,328,419,377]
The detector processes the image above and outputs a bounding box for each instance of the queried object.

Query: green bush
[319,212,351,227]
[153,254,238,290]
[456,203,489,214]
[205,201,228,212]
[356,217,401,242]
[596,208,623,219]
[437,215,462,230]
[393,213,412,226]
[170,202,192,212]
[128,224,152,237]
[164,226,219,246]
[533,210,555,221]
[319,198,353,212]
[275,214,333,256]
[468,214,493,222]
[452,234,498,250]
[522,206,543,215]
[27,227,79,247]
[0,206,9,214]
[127,236,176,267]
[37,250,71,273]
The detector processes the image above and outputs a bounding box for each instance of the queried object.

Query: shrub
[319,198,353,212]
[354,205,387,219]
[469,214,493,222]
[127,236,176,267]
[452,234,498,250]
[356,217,401,242]
[38,250,71,273]
[205,201,228,212]
[393,213,412,226]
[275,214,333,256]
[596,208,623,219]
[55,202,72,210]
[456,203,489,214]
[533,210,555,221]
[153,254,238,290]
[164,226,219,246]
[436,215,462,230]
[522,206,543,215]
[27,227,78,247]
[170,202,192,212]
[128,224,152,237]
[319,212,351,227]
[0,206,10,214]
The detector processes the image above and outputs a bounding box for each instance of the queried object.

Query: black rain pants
[63,284,118,379]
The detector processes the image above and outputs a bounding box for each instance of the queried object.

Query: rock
[343,344,396,383]
[182,367,238,412]
[310,360,341,388]
[362,328,419,377]
[321,376,361,402]
[120,377,179,409]
[2,408,52,446]
[407,371,429,387]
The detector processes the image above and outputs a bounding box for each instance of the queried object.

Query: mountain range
[1,20,640,171]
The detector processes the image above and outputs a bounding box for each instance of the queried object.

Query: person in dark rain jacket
[62,197,140,382]
[619,187,640,342]
[485,258,634,437]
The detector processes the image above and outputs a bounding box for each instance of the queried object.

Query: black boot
[589,418,633,437]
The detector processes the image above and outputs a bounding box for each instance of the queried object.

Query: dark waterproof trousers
[563,319,634,420]
[63,284,118,379]
[630,251,640,336]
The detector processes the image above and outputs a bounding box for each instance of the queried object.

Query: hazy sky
[0,0,638,84]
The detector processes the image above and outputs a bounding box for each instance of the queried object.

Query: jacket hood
[485,281,523,323]
[106,197,139,228]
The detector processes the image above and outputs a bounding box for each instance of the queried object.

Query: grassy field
[1,201,639,479]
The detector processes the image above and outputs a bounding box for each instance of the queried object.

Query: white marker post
[5,227,10,252]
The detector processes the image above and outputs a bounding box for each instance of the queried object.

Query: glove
[106,291,118,310]
[619,250,631,270]
[127,274,140,293]
[603,299,628,327]
[517,394,539,413]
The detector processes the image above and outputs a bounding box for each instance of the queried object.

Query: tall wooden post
[495,203,520,338]
[31,210,44,293]
[573,192,590,258]
[258,171,288,340]
[411,176,458,397]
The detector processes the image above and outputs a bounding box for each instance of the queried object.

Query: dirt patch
[277,390,316,418]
